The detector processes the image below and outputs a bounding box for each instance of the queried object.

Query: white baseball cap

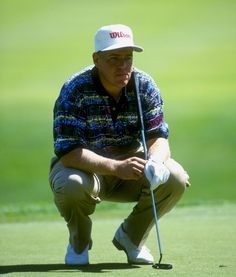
[94,24,144,52]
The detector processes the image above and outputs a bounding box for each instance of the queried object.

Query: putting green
[0,205,235,276]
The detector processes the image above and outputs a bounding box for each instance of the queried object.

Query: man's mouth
[116,73,129,78]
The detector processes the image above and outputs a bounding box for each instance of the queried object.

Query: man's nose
[117,58,130,67]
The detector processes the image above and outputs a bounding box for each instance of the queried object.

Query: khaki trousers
[49,152,187,254]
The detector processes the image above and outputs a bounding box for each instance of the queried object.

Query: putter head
[152,263,173,270]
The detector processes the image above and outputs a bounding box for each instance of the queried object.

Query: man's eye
[110,57,119,62]
[125,56,132,62]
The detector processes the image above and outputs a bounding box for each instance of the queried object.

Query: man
[49,24,190,266]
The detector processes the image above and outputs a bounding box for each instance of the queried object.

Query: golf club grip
[134,72,148,160]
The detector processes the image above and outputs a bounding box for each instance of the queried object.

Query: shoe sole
[65,257,89,266]
[65,262,89,266]
[112,237,153,265]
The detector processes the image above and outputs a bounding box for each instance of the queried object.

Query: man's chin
[117,79,129,88]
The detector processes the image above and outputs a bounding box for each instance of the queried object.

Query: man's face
[93,48,133,94]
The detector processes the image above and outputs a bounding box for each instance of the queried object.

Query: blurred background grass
[1,0,235,220]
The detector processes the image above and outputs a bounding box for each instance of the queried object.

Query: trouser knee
[165,158,188,195]
[62,174,89,198]
[171,172,186,195]
[49,162,99,217]
[49,161,99,198]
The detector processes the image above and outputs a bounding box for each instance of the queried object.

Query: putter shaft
[150,189,163,264]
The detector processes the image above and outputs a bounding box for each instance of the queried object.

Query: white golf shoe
[65,243,89,265]
[112,225,154,264]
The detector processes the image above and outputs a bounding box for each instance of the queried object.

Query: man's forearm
[60,147,118,176]
[147,137,171,163]
[59,147,147,180]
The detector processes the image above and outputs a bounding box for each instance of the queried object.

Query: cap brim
[98,43,144,52]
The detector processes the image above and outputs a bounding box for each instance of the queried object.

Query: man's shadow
[0,263,140,274]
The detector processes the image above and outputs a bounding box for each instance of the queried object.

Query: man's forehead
[101,48,133,56]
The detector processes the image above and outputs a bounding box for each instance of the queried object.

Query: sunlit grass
[0,0,236,212]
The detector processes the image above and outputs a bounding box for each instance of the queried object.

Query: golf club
[134,72,173,270]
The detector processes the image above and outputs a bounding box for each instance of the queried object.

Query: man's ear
[93,52,99,66]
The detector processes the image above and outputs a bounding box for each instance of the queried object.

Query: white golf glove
[144,159,170,191]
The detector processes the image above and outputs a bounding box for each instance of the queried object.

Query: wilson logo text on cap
[109,32,131,39]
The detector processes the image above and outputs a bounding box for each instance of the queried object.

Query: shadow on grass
[0,263,140,274]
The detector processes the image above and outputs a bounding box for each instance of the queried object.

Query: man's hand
[114,157,146,180]
[144,160,170,190]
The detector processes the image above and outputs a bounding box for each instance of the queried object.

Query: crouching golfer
[49,24,190,265]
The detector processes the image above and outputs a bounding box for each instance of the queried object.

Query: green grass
[0,1,236,215]
[1,205,236,276]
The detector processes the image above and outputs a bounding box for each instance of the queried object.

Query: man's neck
[99,76,123,102]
